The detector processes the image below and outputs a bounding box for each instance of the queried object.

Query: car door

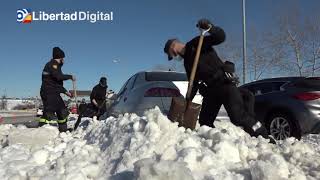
[244,82,286,120]
[110,78,131,115]
[243,83,270,119]
[118,75,138,113]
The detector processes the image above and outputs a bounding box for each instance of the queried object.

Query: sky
[0,0,318,98]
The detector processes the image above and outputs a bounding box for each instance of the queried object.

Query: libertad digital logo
[17,9,32,23]
[16,9,113,24]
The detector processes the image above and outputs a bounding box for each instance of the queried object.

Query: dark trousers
[92,103,106,119]
[199,83,268,138]
[239,87,255,117]
[39,91,69,132]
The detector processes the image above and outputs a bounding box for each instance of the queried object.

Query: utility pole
[242,0,247,84]
[1,89,7,110]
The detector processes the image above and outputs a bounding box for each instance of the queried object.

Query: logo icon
[17,9,32,23]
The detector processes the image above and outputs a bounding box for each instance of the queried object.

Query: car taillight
[293,92,320,101]
[144,87,181,97]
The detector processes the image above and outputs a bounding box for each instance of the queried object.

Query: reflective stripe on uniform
[38,118,57,124]
[57,119,67,124]
[252,121,262,132]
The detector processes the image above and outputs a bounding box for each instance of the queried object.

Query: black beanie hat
[99,77,107,87]
[52,47,65,59]
[164,38,177,61]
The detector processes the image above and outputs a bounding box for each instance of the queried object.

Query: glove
[196,18,213,30]
[224,72,240,85]
[65,91,73,98]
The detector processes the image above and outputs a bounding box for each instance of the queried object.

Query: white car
[36,107,43,117]
[108,71,227,119]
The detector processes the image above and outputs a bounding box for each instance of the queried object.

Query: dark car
[241,77,320,140]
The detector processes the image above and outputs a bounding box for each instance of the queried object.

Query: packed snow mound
[0,124,104,180]
[0,107,319,180]
[81,107,320,180]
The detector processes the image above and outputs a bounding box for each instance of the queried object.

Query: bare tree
[217,42,242,63]
[216,3,320,82]
[304,16,320,76]
[244,25,286,81]
[216,41,243,80]
[274,3,320,77]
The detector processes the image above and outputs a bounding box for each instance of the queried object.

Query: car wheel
[266,112,301,140]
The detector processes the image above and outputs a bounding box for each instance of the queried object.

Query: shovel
[168,26,211,130]
[72,80,79,110]
[71,80,80,131]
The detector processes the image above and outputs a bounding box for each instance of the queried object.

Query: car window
[271,82,286,91]
[116,75,138,102]
[133,73,144,87]
[245,81,286,95]
[117,79,130,97]
[126,74,137,90]
[130,74,139,89]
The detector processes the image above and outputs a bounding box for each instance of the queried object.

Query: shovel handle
[185,26,211,100]
[72,80,78,109]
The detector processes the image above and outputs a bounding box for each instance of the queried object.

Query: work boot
[38,122,46,127]
[58,123,68,132]
[253,126,276,144]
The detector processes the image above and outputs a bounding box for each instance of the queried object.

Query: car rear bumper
[294,108,320,135]
[309,121,320,134]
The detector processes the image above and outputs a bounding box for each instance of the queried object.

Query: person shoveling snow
[39,47,76,132]
[164,18,274,143]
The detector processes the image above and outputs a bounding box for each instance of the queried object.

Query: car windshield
[145,72,187,81]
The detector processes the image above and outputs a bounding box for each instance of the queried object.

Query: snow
[0,107,319,180]
[302,134,320,153]
[134,158,194,180]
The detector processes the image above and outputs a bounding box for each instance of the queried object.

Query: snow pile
[302,134,320,153]
[82,107,320,180]
[134,158,194,180]
[0,107,319,180]
[0,124,104,180]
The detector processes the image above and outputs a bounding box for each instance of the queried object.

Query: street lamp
[242,0,247,84]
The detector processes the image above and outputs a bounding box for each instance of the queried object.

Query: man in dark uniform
[90,77,108,119]
[39,47,75,132]
[164,19,272,141]
[73,77,107,130]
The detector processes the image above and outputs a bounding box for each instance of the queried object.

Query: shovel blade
[168,97,201,130]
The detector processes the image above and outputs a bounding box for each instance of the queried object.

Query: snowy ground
[0,107,319,180]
